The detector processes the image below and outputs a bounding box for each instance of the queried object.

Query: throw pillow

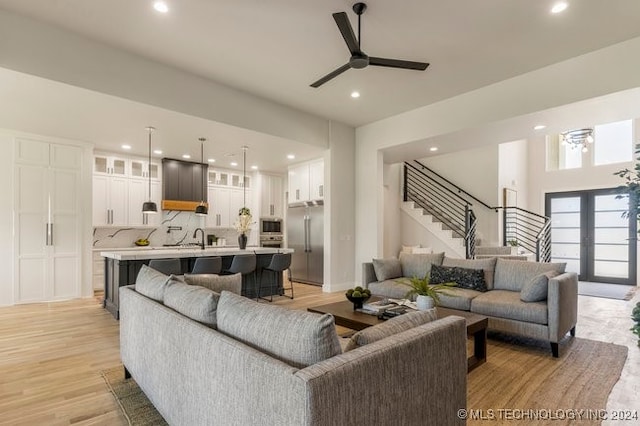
[399,252,445,279]
[134,264,173,302]
[430,264,488,292]
[216,291,341,368]
[344,309,438,352]
[520,271,559,302]
[164,280,219,327]
[183,273,242,295]
[412,247,432,254]
[372,258,402,281]
[442,257,497,289]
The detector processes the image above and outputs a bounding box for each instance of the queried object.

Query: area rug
[101,367,168,426]
[468,335,628,425]
[578,281,637,301]
[102,337,627,426]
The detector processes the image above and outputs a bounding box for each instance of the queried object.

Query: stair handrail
[413,159,494,210]
[494,205,549,222]
[405,161,471,206]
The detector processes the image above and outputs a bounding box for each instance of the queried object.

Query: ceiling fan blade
[332,12,359,55]
[310,63,352,88]
[369,57,430,71]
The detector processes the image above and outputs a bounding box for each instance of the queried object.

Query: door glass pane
[549,197,581,275]
[593,194,629,279]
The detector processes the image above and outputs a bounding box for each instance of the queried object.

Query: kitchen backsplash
[93,211,254,248]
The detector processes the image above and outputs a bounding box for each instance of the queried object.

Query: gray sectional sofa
[363,253,578,357]
[120,265,468,426]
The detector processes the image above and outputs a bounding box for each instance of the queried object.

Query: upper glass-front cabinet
[94,155,127,176]
[130,160,160,180]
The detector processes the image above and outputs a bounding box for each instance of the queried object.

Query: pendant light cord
[147,128,152,200]
[243,147,246,208]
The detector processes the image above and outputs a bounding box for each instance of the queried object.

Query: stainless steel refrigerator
[287,203,323,286]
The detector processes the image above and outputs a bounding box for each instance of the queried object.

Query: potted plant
[234,207,253,250]
[631,302,640,347]
[396,275,455,310]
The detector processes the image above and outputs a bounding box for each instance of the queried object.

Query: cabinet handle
[50,223,54,246]
[270,204,274,216]
[45,223,49,246]
[296,189,299,200]
[319,184,323,197]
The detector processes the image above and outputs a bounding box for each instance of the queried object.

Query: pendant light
[194,137,209,216]
[142,126,158,214]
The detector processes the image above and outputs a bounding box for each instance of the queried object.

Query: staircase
[403,160,551,261]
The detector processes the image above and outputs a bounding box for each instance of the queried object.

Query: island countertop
[100,246,293,261]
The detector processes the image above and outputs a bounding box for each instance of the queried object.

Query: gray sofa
[120,267,468,426]
[363,254,578,357]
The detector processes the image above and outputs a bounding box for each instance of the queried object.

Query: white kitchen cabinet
[208,169,229,186]
[130,159,161,180]
[288,159,323,204]
[93,175,128,226]
[14,138,82,303]
[260,174,284,218]
[206,187,231,227]
[93,154,127,176]
[309,160,324,200]
[128,179,162,226]
[288,164,310,203]
[93,251,105,291]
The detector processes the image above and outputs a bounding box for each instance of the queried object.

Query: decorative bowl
[134,240,150,246]
[346,294,371,310]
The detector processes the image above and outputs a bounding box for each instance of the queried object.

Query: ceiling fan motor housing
[350,53,369,69]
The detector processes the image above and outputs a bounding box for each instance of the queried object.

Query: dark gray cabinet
[162,158,207,202]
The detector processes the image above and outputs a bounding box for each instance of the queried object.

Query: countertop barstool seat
[148,258,182,275]
[191,256,222,274]
[257,253,293,302]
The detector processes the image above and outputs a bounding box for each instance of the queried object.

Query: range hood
[161,158,208,211]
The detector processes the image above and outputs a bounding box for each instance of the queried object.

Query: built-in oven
[260,217,283,235]
[260,235,283,248]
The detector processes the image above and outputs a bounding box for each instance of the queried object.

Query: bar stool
[191,257,222,274]
[257,253,293,302]
[223,254,257,296]
[148,258,181,275]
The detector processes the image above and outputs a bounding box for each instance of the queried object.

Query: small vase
[238,233,247,250]
[416,295,435,311]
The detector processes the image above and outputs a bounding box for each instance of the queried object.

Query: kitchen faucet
[193,228,205,250]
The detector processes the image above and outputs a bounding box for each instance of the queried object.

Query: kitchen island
[100,246,293,319]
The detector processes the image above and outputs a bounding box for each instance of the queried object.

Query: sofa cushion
[399,252,445,279]
[216,291,341,369]
[436,287,483,311]
[442,257,497,290]
[367,279,412,299]
[401,244,420,254]
[471,290,548,325]
[183,273,242,294]
[164,279,219,327]
[520,271,559,302]
[430,265,488,292]
[134,264,173,302]
[493,258,566,292]
[344,309,438,352]
[372,258,402,281]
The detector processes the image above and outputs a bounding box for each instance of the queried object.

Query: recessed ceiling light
[208,158,216,163]
[251,165,258,170]
[230,161,238,166]
[122,144,131,150]
[551,2,568,14]
[182,154,191,159]
[287,154,295,160]
[351,91,360,98]
[534,125,546,130]
[429,147,438,152]
[153,149,163,155]
[153,1,169,13]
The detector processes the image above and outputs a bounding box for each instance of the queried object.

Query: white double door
[15,139,82,303]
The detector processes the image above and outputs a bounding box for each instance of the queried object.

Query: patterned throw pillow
[430,264,488,292]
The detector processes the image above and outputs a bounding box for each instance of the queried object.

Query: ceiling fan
[310,2,430,88]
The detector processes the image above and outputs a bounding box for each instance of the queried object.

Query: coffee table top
[307,299,487,332]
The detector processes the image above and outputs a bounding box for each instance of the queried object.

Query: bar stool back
[191,257,222,274]
[148,258,182,275]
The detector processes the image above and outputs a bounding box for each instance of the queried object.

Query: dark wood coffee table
[308,300,488,372]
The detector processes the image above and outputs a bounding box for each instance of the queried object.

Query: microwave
[260,217,283,235]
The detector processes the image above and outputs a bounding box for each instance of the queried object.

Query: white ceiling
[0,1,640,169]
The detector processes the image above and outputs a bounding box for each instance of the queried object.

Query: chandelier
[560,128,594,152]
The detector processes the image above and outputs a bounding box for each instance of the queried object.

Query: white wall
[324,121,356,292]
[383,163,403,257]
[0,136,15,305]
[498,139,529,243]
[355,36,640,283]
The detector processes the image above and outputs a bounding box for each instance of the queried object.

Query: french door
[545,188,636,285]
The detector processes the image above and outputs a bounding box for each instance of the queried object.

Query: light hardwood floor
[0,283,637,425]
